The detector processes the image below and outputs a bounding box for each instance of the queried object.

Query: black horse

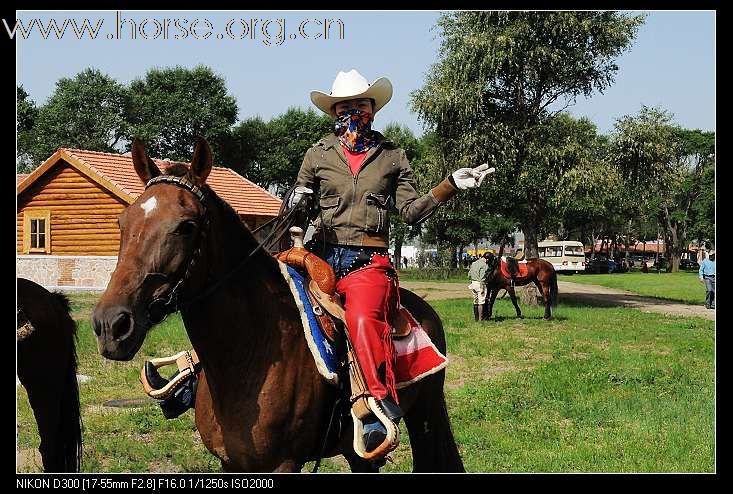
[17,278,82,472]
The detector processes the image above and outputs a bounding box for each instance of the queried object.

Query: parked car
[586,256,617,274]
[679,259,700,270]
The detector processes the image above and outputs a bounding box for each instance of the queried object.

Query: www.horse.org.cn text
[4,12,346,46]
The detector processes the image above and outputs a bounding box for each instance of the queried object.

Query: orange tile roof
[59,148,282,217]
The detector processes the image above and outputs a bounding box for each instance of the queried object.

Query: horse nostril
[110,311,134,340]
[91,309,103,337]
[92,318,102,337]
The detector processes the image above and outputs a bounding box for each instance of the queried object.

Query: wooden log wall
[17,161,127,256]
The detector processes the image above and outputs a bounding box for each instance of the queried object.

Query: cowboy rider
[287,69,495,453]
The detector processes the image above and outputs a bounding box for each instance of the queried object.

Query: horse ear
[131,138,161,184]
[190,136,212,184]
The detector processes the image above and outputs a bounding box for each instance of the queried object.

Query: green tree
[660,128,715,271]
[551,131,625,259]
[126,65,238,162]
[612,107,695,271]
[382,122,424,268]
[17,85,39,172]
[21,69,129,168]
[218,116,271,185]
[411,11,645,258]
[263,107,333,195]
[689,162,715,250]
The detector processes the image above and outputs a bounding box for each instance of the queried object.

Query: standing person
[468,252,491,321]
[287,69,496,454]
[699,250,716,309]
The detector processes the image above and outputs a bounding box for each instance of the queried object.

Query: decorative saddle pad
[500,257,529,279]
[278,261,448,390]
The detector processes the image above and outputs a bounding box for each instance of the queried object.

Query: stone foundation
[16,255,118,291]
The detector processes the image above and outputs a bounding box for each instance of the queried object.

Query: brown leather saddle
[276,227,411,342]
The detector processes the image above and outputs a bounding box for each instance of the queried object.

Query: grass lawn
[397,268,468,282]
[17,292,714,473]
[565,270,706,305]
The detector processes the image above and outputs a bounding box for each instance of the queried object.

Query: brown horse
[91,137,463,473]
[17,278,82,472]
[483,252,559,320]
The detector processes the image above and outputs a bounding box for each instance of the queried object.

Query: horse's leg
[507,286,523,318]
[487,288,499,320]
[18,326,80,471]
[403,372,465,472]
[19,364,66,472]
[535,279,552,320]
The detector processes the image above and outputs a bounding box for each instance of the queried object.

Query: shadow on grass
[559,292,705,310]
[486,314,570,322]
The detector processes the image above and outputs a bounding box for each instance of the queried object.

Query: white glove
[287,186,313,209]
[451,163,496,190]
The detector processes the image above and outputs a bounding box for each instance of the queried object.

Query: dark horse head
[483,251,500,281]
[92,137,215,360]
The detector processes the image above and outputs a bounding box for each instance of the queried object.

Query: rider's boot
[159,371,198,419]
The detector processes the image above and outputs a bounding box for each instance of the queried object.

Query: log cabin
[17,148,282,290]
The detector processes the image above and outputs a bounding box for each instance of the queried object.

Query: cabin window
[23,210,51,254]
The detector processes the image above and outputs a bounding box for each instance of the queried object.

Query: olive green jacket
[295,132,459,248]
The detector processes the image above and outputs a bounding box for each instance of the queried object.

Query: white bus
[538,240,586,274]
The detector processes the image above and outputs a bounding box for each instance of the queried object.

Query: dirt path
[400,280,715,320]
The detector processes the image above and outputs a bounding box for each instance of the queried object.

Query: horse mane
[159,164,276,268]
[160,164,252,235]
[51,291,72,314]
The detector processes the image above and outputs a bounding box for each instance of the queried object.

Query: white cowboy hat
[310,69,393,117]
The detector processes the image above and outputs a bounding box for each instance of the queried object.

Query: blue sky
[14,10,715,137]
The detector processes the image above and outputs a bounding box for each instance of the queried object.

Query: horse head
[484,252,499,270]
[92,137,214,360]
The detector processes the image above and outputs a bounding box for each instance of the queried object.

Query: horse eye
[174,221,197,236]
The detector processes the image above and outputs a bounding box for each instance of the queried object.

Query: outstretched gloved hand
[451,163,496,190]
[287,186,314,209]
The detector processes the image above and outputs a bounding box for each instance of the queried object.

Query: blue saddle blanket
[278,262,340,386]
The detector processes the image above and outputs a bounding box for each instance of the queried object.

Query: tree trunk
[519,284,541,306]
[394,232,404,270]
[523,219,540,259]
[590,231,599,262]
[449,245,458,269]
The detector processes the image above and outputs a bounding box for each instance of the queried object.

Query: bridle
[142,174,304,324]
[143,174,209,324]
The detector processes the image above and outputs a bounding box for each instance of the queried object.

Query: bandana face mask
[334,108,376,154]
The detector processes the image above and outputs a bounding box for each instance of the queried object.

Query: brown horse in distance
[484,252,559,320]
[17,278,82,472]
[91,137,463,473]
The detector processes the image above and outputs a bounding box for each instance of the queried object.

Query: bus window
[564,245,585,256]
